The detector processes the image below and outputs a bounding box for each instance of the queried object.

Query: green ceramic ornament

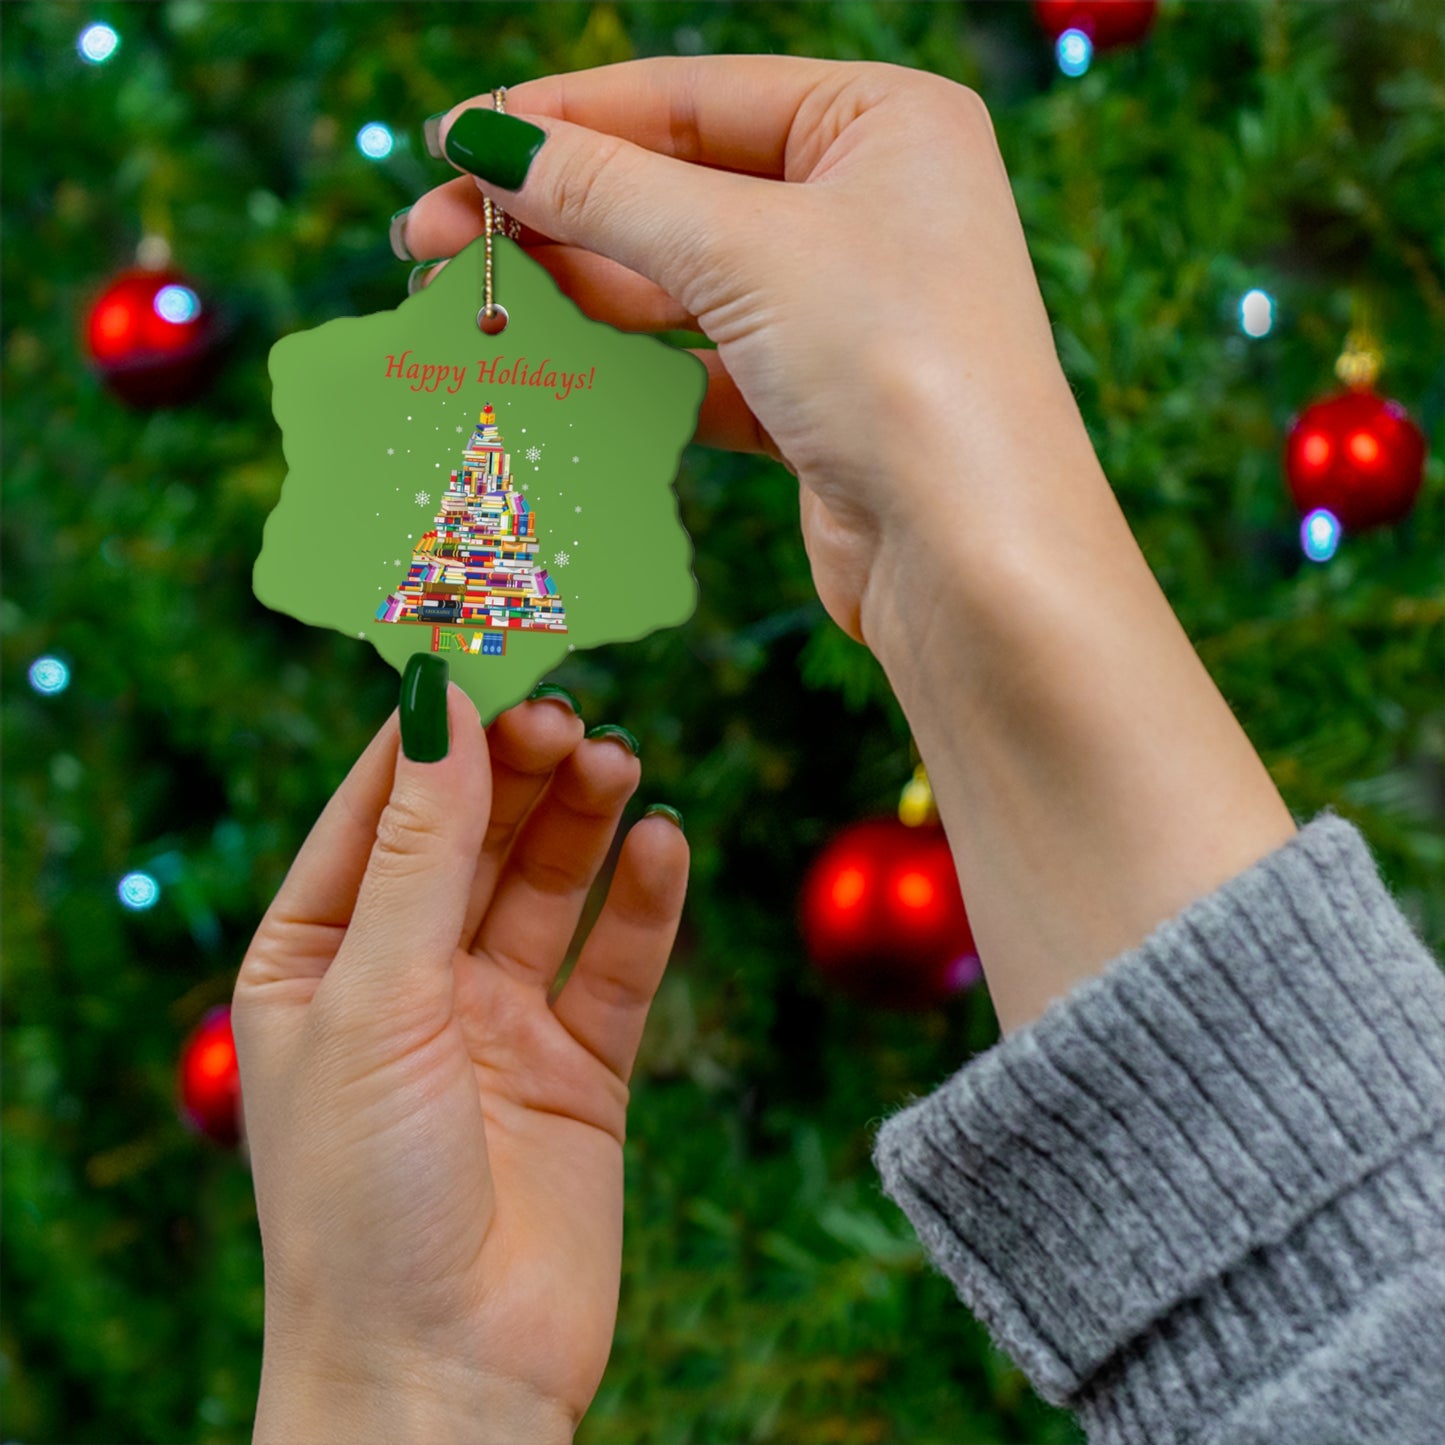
[258,234,706,719]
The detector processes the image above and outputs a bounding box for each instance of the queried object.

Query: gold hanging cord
[481,87,522,328]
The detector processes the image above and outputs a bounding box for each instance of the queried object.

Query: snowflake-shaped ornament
[258,233,704,720]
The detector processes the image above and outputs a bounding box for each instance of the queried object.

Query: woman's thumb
[326,656,489,1026]
[438,103,755,315]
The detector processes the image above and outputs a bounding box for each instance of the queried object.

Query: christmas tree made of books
[375,404,566,653]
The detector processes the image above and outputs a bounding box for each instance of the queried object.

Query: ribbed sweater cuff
[871,812,1445,1414]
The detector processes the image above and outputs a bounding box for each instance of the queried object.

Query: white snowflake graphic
[415,491,430,506]
[387,448,395,456]
[525,445,542,463]
[554,550,571,567]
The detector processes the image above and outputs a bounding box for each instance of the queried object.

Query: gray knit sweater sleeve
[871,812,1445,1444]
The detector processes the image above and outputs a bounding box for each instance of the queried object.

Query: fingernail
[423,112,446,160]
[585,723,639,757]
[644,804,684,834]
[388,206,413,261]
[407,259,447,296]
[400,654,450,762]
[528,683,582,716]
[443,107,546,191]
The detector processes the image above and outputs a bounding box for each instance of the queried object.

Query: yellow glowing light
[898,766,937,827]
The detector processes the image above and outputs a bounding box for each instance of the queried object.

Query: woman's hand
[402,56,1089,644]
[233,674,687,1442]
[403,58,1295,1036]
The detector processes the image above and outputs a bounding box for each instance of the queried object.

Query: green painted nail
[644,804,684,834]
[400,654,449,762]
[443,106,546,191]
[407,259,447,296]
[422,112,446,160]
[388,206,413,261]
[585,723,639,757]
[528,683,582,716]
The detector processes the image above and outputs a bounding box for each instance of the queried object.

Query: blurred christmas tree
[2,3,1440,1443]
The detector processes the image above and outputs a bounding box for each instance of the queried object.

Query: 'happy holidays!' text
[383,351,596,400]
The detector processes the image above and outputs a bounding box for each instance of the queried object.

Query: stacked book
[375,404,568,636]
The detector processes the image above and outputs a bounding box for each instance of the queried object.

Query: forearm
[860,380,1296,1033]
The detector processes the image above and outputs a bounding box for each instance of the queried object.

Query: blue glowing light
[1301,508,1341,563]
[1057,28,1093,77]
[153,284,201,324]
[78,23,120,64]
[357,123,395,160]
[29,656,71,695]
[118,871,161,910]
[1240,288,1274,338]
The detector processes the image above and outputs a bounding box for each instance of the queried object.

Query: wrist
[856,407,1294,1034]
[254,1341,575,1445]
[857,372,1121,681]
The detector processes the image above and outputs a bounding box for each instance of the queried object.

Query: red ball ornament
[1284,388,1426,532]
[85,267,219,407]
[178,1005,242,1147]
[1033,0,1158,50]
[800,818,980,1011]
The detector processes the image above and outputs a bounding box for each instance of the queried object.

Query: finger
[405,52,857,254]
[232,711,404,1081]
[406,257,448,296]
[401,173,554,259]
[540,256,698,339]
[528,246,698,331]
[325,676,491,1031]
[471,734,642,992]
[459,692,587,948]
[691,349,788,463]
[505,56,851,179]
[436,104,764,317]
[401,180,698,330]
[428,58,938,317]
[238,712,403,989]
[409,225,699,333]
[550,813,689,1083]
